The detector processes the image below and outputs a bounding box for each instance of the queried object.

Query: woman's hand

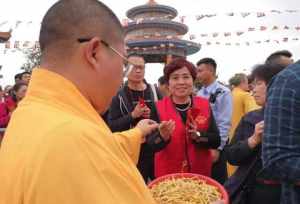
[159,120,175,141]
[187,122,203,143]
[248,121,264,149]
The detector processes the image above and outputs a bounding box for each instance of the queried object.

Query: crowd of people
[0,72,30,132]
[0,0,299,204]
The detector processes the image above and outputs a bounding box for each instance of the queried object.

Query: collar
[204,80,218,94]
[232,87,245,93]
[25,68,104,126]
[124,80,148,89]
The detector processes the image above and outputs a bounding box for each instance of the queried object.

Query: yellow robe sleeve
[24,125,153,204]
[113,128,143,165]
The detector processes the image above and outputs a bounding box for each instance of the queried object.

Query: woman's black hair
[251,63,285,85]
[11,82,27,102]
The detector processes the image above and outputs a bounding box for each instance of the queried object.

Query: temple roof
[125,19,188,35]
[126,38,201,55]
[125,1,200,62]
[126,4,178,19]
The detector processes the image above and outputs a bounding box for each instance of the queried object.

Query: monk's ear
[84,37,101,70]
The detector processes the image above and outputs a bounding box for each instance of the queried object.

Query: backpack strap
[150,84,159,102]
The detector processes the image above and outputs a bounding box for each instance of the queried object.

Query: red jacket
[5,96,16,112]
[155,96,213,177]
[0,101,10,128]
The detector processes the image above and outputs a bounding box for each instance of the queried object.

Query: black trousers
[211,149,228,184]
[137,155,154,183]
[137,142,155,183]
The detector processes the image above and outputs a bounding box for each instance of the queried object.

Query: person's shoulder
[215,82,230,93]
[269,62,300,90]
[32,116,104,149]
[274,61,300,82]
[111,85,126,102]
[13,101,97,136]
[193,96,211,110]
[193,95,209,103]
[196,87,204,95]
[240,90,252,98]
[156,96,169,105]
[244,108,263,117]
[242,108,263,123]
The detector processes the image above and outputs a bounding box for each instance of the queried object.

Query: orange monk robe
[0,68,156,204]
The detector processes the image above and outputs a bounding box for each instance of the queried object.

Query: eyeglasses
[78,38,135,76]
[78,38,129,63]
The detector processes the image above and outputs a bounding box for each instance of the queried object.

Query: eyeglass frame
[77,38,129,63]
[77,38,143,76]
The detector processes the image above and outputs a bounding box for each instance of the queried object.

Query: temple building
[124,0,200,64]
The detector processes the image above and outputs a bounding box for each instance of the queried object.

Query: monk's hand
[136,119,159,143]
[158,120,175,141]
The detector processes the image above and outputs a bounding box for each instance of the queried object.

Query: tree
[21,45,41,72]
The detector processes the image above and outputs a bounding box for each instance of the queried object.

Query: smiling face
[253,79,267,106]
[168,66,194,99]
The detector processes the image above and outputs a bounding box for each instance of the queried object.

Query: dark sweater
[224,108,280,204]
[107,81,168,181]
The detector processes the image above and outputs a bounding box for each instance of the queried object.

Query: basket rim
[148,173,229,204]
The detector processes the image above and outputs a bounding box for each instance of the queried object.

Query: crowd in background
[0,72,30,131]
[101,49,295,204]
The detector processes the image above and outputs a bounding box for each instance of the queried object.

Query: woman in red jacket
[155,58,220,178]
[0,82,28,128]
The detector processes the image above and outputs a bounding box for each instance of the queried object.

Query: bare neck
[40,62,94,108]
[128,80,146,91]
[172,95,191,105]
[204,77,216,87]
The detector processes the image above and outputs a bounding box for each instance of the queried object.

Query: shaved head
[39,0,124,58]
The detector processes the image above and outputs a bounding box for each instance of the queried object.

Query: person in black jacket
[224,63,285,204]
[107,55,175,182]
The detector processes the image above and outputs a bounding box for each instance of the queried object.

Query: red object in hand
[138,97,146,107]
[187,107,201,126]
[187,107,209,131]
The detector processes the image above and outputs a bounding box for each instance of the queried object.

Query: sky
[0,0,300,86]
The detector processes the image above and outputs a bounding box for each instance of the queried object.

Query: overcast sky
[0,0,300,86]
